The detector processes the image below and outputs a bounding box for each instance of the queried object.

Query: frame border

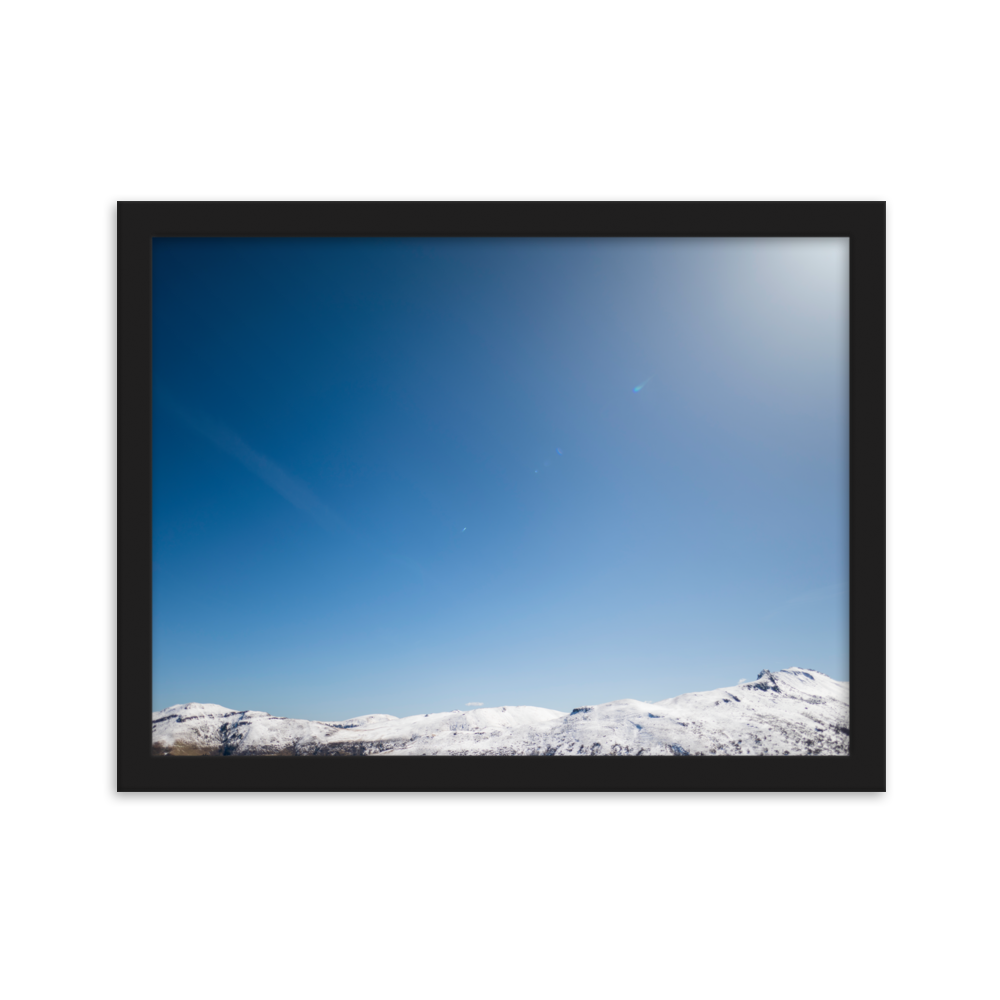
[118,202,885,792]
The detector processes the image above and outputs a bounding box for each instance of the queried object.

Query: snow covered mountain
[152,669,849,756]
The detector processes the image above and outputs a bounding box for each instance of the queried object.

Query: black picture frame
[118,201,885,792]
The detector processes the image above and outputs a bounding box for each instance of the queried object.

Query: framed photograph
[118,202,885,792]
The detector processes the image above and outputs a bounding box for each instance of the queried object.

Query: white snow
[151,669,849,756]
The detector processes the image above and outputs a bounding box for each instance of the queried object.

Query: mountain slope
[151,669,849,757]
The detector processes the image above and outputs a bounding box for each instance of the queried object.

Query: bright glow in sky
[152,237,848,719]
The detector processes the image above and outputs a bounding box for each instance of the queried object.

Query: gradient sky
[152,236,848,720]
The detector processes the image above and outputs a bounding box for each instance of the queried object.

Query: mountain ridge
[152,668,849,757]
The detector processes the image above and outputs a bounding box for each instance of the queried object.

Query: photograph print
[150,232,850,760]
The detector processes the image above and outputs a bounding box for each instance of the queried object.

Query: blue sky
[152,236,848,719]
